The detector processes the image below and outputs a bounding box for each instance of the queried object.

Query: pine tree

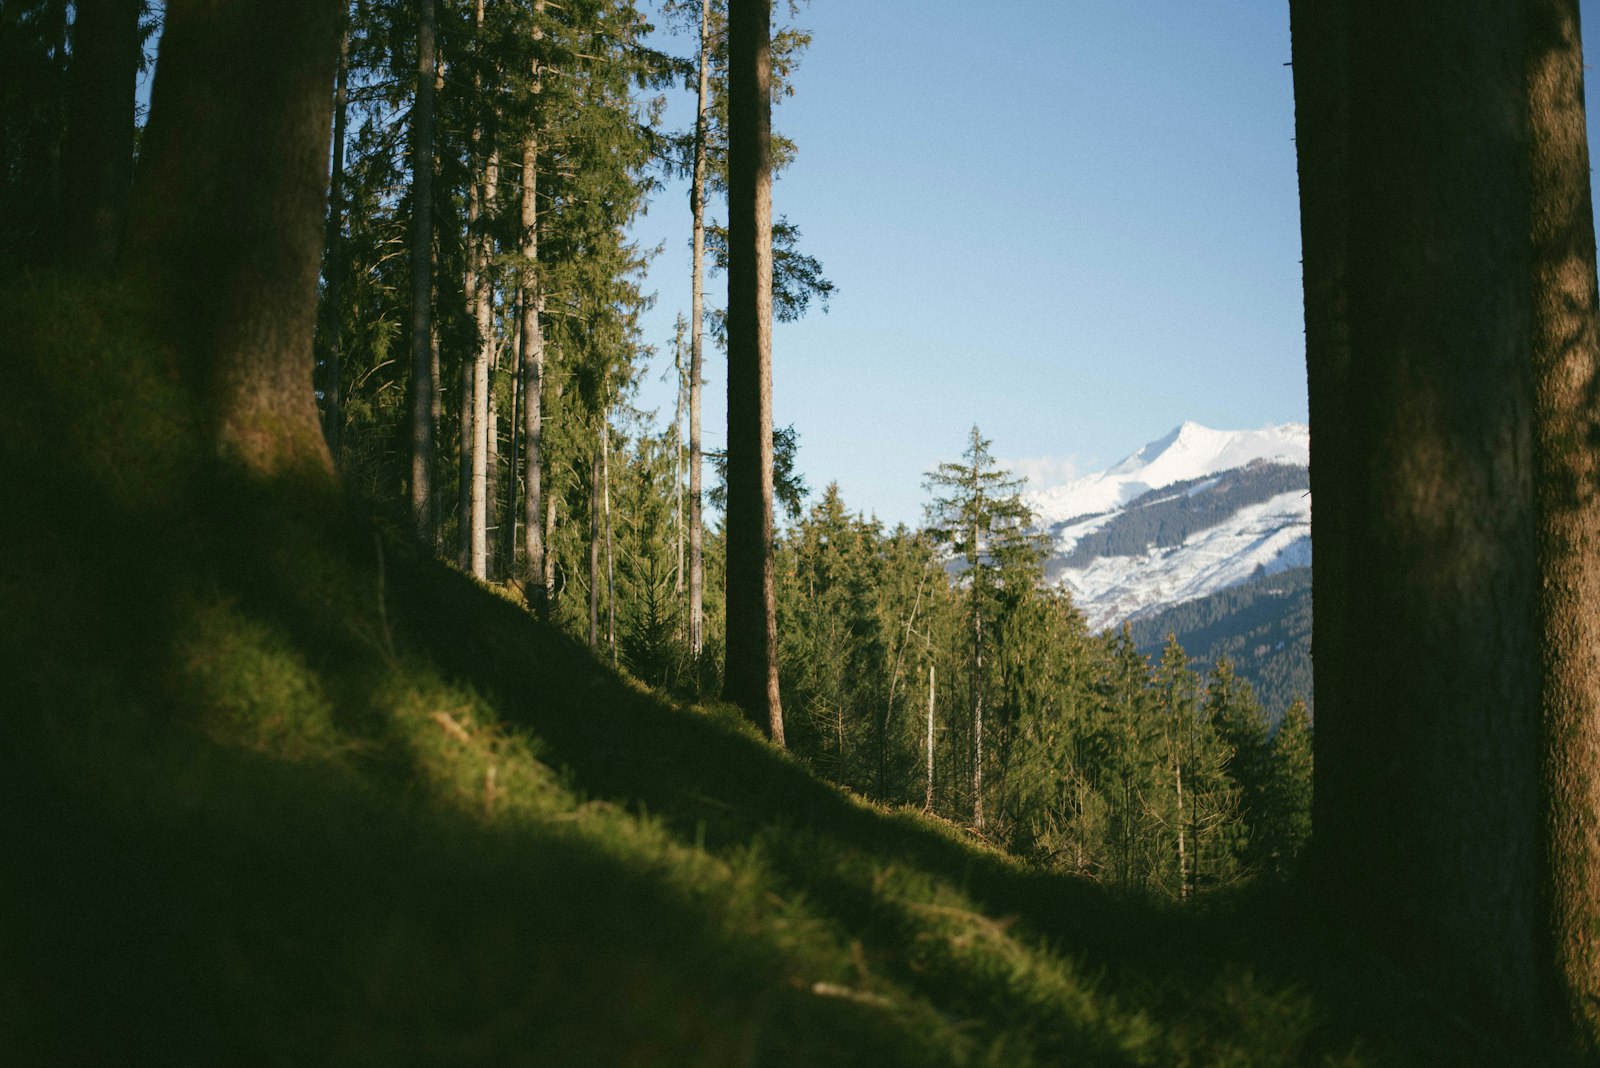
[924,425,1048,831]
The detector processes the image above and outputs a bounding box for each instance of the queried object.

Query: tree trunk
[589,448,601,649]
[409,0,438,542]
[122,0,341,480]
[1302,0,1543,1033]
[924,660,935,811]
[470,137,498,582]
[61,0,140,273]
[687,0,712,660]
[1527,0,1600,1049]
[520,133,547,609]
[604,409,616,664]
[972,594,984,831]
[319,23,350,456]
[722,0,783,745]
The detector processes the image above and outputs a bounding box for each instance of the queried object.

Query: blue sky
[629,0,1600,529]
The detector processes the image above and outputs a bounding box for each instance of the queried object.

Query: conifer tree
[924,425,1047,831]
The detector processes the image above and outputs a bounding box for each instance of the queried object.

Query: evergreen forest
[4,0,1600,1063]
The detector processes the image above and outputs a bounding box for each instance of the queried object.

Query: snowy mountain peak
[1026,421,1311,632]
[1028,422,1308,529]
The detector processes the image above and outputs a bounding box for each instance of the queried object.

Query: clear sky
[630,1,1600,529]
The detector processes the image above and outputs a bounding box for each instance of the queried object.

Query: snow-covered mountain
[1028,422,1311,632]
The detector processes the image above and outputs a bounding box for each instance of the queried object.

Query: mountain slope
[1029,422,1311,633]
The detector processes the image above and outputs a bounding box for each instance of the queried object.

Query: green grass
[0,279,1518,1065]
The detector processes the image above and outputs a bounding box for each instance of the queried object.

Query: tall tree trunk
[589,447,601,649]
[61,0,139,273]
[470,143,498,581]
[603,408,616,664]
[1304,0,1543,1033]
[409,0,438,541]
[924,660,935,811]
[520,133,547,609]
[972,593,984,831]
[1527,0,1600,1049]
[320,22,350,456]
[687,0,712,660]
[723,0,783,745]
[1288,0,1354,923]
[123,0,341,479]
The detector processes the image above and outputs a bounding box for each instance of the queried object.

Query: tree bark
[520,133,547,608]
[603,408,616,664]
[1288,0,1353,900]
[1526,0,1600,1049]
[925,660,935,811]
[320,22,350,456]
[687,0,712,660]
[589,447,601,649]
[60,0,140,273]
[123,0,341,479]
[1301,0,1543,1032]
[409,0,438,541]
[722,0,783,745]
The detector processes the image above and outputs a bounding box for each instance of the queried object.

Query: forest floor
[0,281,1518,1065]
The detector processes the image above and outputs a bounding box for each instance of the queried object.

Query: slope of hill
[0,287,1492,1066]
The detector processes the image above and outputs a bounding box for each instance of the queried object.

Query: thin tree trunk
[123,0,341,479]
[589,448,601,649]
[430,316,442,550]
[674,318,686,596]
[409,0,438,541]
[687,0,712,660]
[604,409,616,664]
[1527,0,1600,1049]
[470,141,498,581]
[1175,747,1187,901]
[972,594,984,831]
[61,0,140,273]
[520,133,547,609]
[486,366,499,580]
[320,22,350,456]
[723,0,783,745]
[924,660,935,811]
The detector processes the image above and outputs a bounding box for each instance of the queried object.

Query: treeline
[1130,565,1313,723]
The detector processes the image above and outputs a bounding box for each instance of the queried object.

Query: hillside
[0,288,1500,1065]
[1129,566,1314,724]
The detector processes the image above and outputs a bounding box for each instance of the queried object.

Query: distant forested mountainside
[1129,566,1312,726]
[1058,462,1310,568]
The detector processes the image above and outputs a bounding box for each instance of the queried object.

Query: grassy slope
[0,282,1511,1065]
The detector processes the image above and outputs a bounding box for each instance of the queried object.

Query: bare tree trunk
[589,447,601,649]
[1527,0,1600,1049]
[723,0,783,745]
[674,318,686,596]
[319,23,350,456]
[123,0,341,479]
[61,0,140,273]
[687,0,712,661]
[603,410,616,664]
[1302,0,1542,1034]
[486,366,499,580]
[520,133,547,609]
[924,660,935,811]
[469,140,498,581]
[1175,747,1187,901]
[972,594,984,831]
[409,0,438,541]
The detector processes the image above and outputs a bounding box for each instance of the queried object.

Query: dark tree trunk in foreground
[1527,0,1600,1049]
[60,0,140,273]
[1293,0,1600,1046]
[123,0,341,478]
[722,0,783,745]
[409,0,438,541]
